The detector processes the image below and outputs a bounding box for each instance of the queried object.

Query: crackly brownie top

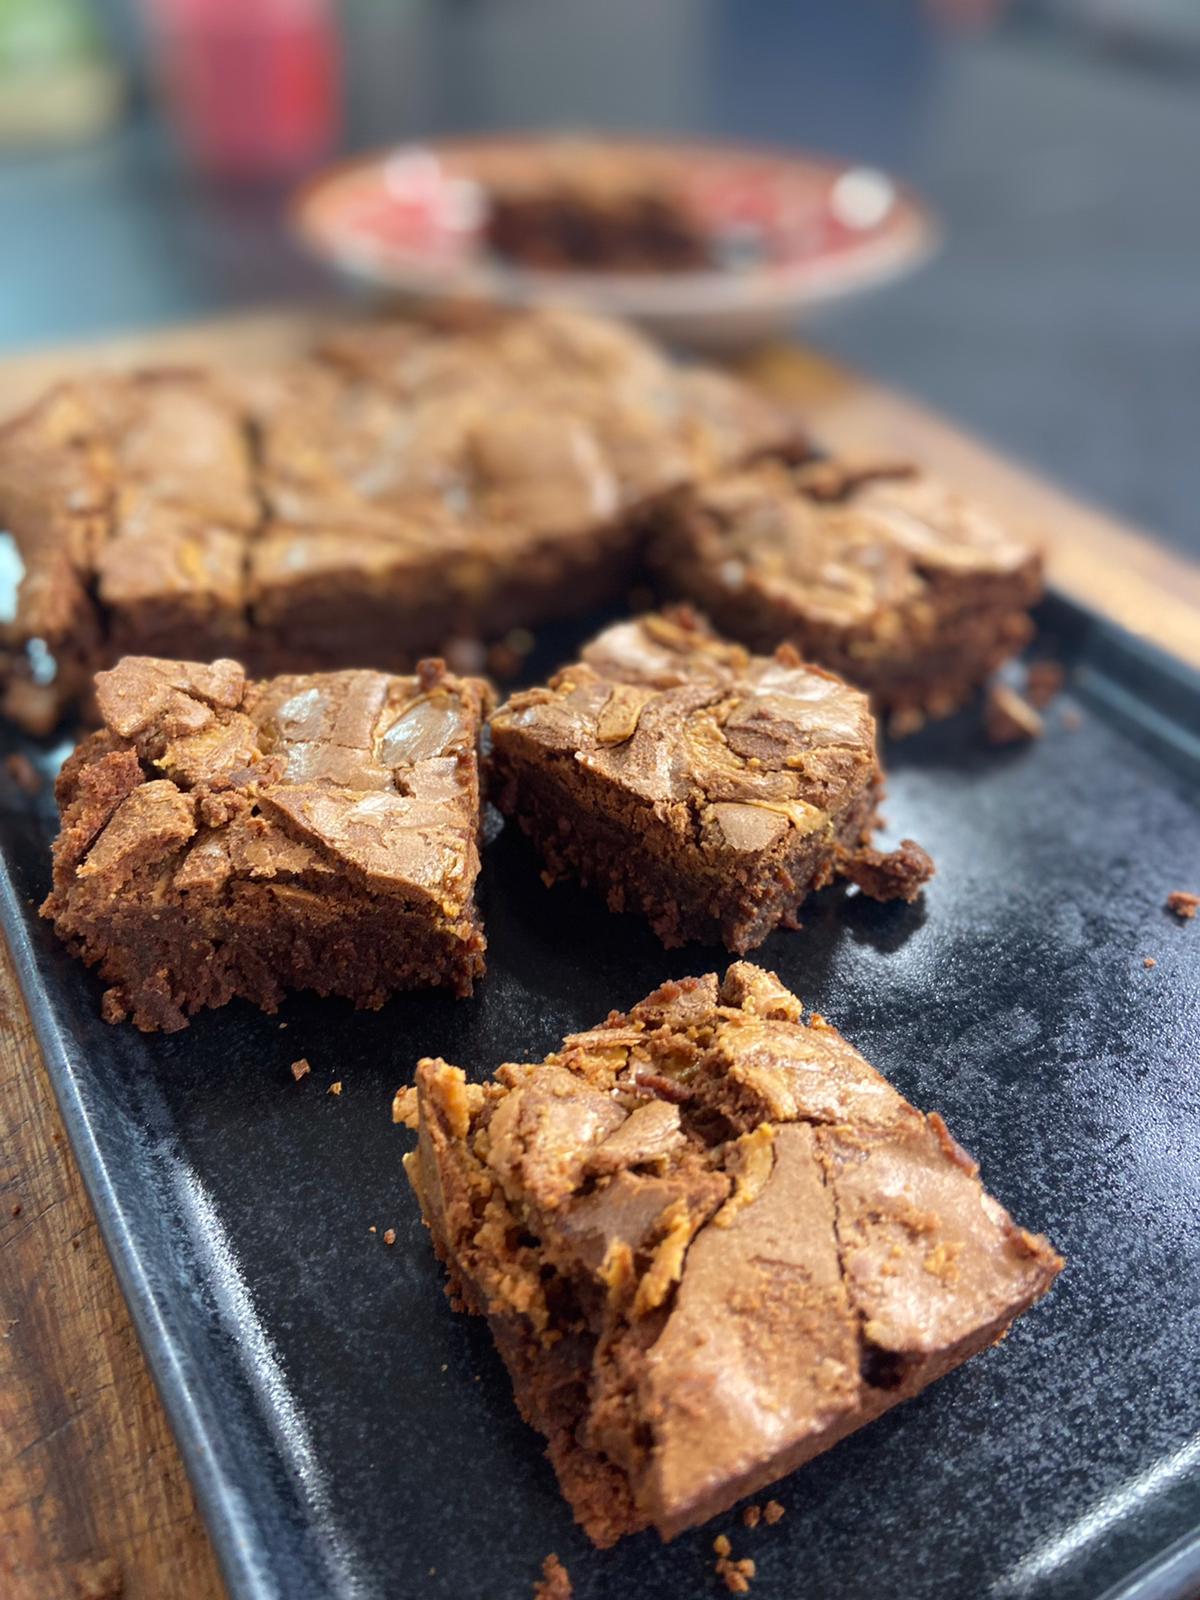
[490,609,878,850]
[0,308,795,645]
[59,656,489,913]
[407,963,1062,1532]
[673,457,1040,626]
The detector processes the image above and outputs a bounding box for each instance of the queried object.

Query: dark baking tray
[3,592,1199,1600]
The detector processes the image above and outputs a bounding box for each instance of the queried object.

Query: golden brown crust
[42,655,490,1030]
[650,458,1042,721]
[0,309,798,730]
[404,963,1063,1546]
[490,609,932,950]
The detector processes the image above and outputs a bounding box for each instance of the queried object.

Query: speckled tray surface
[2,595,1199,1600]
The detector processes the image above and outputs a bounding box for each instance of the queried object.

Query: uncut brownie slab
[399,963,1063,1545]
[489,609,932,952]
[0,308,798,730]
[41,654,489,1031]
[650,457,1042,726]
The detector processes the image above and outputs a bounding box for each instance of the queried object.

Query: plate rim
[289,130,940,320]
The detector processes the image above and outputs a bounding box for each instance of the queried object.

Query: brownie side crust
[489,610,932,952]
[400,963,1063,1546]
[649,458,1043,724]
[42,655,490,1031]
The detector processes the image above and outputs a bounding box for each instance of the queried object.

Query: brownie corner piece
[489,608,932,952]
[650,456,1043,724]
[42,653,490,1030]
[402,962,1063,1545]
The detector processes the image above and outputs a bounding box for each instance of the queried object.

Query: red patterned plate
[291,134,937,348]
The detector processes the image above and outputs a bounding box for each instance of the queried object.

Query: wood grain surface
[0,932,225,1600]
[0,307,1195,1600]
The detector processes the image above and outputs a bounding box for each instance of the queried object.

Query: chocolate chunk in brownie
[41,654,490,1031]
[649,457,1042,725]
[489,608,932,953]
[402,963,1063,1545]
[0,309,799,730]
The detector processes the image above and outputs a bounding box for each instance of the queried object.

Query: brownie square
[650,457,1043,727]
[489,609,932,952]
[0,371,258,732]
[42,655,490,1031]
[399,962,1063,1545]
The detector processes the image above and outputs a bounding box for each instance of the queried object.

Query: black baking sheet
[3,594,1199,1600]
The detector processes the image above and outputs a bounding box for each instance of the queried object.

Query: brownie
[650,457,1043,726]
[0,308,798,730]
[41,654,490,1031]
[399,962,1063,1545]
[489,609,932,952]
[483,152,711,273]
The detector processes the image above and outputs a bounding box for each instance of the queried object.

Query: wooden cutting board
[1,308,1196,1600]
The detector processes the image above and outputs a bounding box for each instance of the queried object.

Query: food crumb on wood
[70,1555,123,1600]
[1024,660,1065,709]
[383,1228,396,1246]
[328,1080,343,1096]
[1166,890,1199,920]
[1144,957,1157,969]
[742,1504,762,1528]
[985,682,1044,745]
[532,1552,572,1599]
[4,751,41,793]
[763,1500,785,1525]
[290,1058,311,1081]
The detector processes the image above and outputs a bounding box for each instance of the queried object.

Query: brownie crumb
[533,1553,572,1599]
[290,1058,311,1081]
[1025,660,1065,709]
[715,1551,757,1593]
[328,1080,343,1096]
[763,1499,785,1525]
[839,838,934,903]
[4,751,41,794]
[742,1505,762,1528]
[1166,890,1199,921]
[393,1086,419,1127]
[1144,957,1157,969]
[985,683,1044,745]
[383,1228,396,1246]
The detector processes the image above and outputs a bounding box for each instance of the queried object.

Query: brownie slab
[399,963,1063,1545]
[0,308,798,730]
[650,457,1043,726]
[42,655,490,1031]
[489,609,932,952]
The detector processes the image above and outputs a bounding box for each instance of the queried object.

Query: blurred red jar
[145,0,340,178]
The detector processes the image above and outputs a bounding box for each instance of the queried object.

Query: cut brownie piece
[482,147,712,273]
[650,457,1043,725]
[41,655,490,1031]
[400,963,1063,1545]
[489,609,932,952]
[0,308,799,730]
